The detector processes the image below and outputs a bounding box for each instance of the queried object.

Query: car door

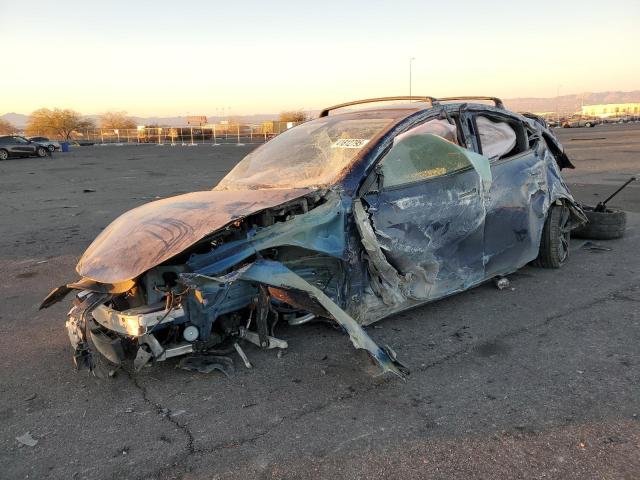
[360,125,492,302]
[465,111,547,277]
[11,136,35,154]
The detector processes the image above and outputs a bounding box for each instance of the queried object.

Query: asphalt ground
[0,123,638,480]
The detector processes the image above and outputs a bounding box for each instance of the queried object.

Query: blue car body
[41,98,586,378]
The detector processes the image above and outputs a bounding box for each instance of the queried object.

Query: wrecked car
[41,96,586,379]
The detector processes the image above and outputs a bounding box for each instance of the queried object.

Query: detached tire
[534,204,571,269]
[572,205,626,240]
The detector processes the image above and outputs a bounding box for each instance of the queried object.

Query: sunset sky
[1,0,638,116]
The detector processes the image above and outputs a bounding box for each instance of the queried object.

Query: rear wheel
[47,144,56,152]
[534,204,571,268]
[0,149,8,160]
[36,146,47,157]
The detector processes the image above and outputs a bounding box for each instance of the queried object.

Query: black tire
[36,146,47,157]
[47,144,56,152]
[0,149,8,160]
[572,205,626,240]
[533,204,571,268]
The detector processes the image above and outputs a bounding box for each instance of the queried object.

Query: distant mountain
[1,112,29,127]
[503,91,640,115]
[4,91,639,127]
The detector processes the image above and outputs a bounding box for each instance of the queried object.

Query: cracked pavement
[1,125,639,479]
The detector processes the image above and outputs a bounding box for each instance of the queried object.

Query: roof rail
[437,96,505,109]
[319,96,438,117]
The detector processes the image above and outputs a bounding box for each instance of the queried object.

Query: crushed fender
[66,291,110,370]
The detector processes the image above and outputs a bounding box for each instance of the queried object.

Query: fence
[32,122,302,146]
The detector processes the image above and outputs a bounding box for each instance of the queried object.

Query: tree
[279,110,309,123]
[25,108,95,140]
[0,119,17,135]
[100,111,137,130]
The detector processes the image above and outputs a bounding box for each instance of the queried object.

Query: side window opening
[380,132,472,188]
[365,117,492,192]
[476,115,528,161]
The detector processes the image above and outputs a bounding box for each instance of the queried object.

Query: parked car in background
[562,115,599,128]
[0,136,51,160]
[29,136,61,152]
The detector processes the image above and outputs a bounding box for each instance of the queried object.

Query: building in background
[581,103,640,118]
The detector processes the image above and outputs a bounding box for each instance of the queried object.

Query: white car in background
[29,136,61,152]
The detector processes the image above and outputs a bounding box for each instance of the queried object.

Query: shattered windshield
[215,115,393,190]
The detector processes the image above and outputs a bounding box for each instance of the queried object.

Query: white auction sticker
[332,138,370,148]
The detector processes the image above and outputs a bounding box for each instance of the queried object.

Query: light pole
[409,57,416,99]
[556,85,561,126]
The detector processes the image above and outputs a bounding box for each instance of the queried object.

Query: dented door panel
[483,151,548,277]
[363,166,487,303]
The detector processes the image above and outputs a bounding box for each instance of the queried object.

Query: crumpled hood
[77,188,312,284]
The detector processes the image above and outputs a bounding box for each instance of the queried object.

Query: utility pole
[409,57,416,99]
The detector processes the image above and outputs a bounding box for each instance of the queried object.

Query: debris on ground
[493,276,510,290]
[16,432,38,447]
[178,355,234,376]
[23,393,37,401]
[234,343,253,369]
[83,189,96,193]
[581,241,612,252]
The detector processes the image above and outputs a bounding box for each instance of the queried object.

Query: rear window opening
[475,115,528,160]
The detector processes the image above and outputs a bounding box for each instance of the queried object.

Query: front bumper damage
[62,259,409,379]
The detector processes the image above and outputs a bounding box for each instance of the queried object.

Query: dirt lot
[1,124,639,480]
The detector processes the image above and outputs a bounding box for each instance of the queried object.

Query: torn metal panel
[352,198,407,306]
[180,260,409,379]
[543,146,587,226]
